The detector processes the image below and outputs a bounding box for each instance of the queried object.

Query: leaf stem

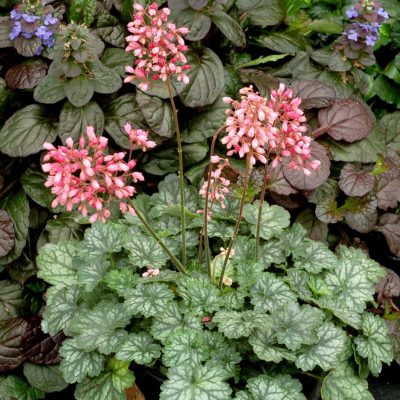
[202,126,225,278]
[167,77,187,267]
[218,153,251,290]
[255,161,269,259]
[128,200,187,274]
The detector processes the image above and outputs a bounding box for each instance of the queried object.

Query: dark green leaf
[20,168,53,209]
[0,210,15,258]
[210,10,246,47]
[171,8,211,41]
[237,0,284,27]
[64,76,95,107]
[33,75,66,104]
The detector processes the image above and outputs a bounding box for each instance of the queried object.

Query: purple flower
[21,31,34,39]
[10,9,22,20]
[346,29,358,41]
[43,38,55,48]
[9,21,21,40]
[35,25,53,40]
[22,13,39,23]
[365,35,377,46]
[346,6,358,19]
[43,14,58,25]
[35,45,44,55]
[377,7,389,20]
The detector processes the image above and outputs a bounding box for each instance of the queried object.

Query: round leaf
[290,80,336,109]
[339,164,374,197]
[174,48,225,107]
[0,210,15,258]
[5,60,47,90]
[0,105,57,157]
[64,76,95,107]
[283,142,331,190]
[318,99,374,142]
[171,8,211,41]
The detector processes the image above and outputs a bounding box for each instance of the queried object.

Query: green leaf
[243,201,290,240]
[92,62,123,94]
[354,313,394,376]
[101,48,134,77]
[64,76,95,107]
[136,90,174,138]
[182,97,227,144]
[292,239,337,273]
[162,329,209,367]
[0,105,57,157]
[151,302,202,344]
[122,226,170,268]
[210,10,246,47]
[286,269,313,301]
[237,0,284,27]
[34,75,66,104]
[97,12,126,48]
[0,191,29,265]
[37,241,79,287]
[124,283,175,317]
[321,365,374,400]
[178,275,221,315]
[171,8,211,41]
[77,258,109,291]
[160,364,232,400]
[0,376,45,400]
[104,94,147,149]
[174,48,225,107]
[45,215,84,243]
[70,302,130,354]
[23,364,68,393]
[213,310,271,339]
[379,111,400,152]
[58,101,104,144]
[116,332,161,364]
[295,322,348,371]
[59,338,105,383]
[0,281,23,320]
[20,168,53,209]
[249,329,296,363]
[244,374,306,400]
[103,269,139,297]
[42,285,83,335]
[75,358,134,400]
[271,302,324,351]
[69,0,97,26]
[83,221,124,258]
[250,273,297,313]
[374,75,400,108]
[235,54,290,69]
[255,32,308,53]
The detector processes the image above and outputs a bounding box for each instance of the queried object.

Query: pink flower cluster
[42,127,148,223]
[199,156,231,209]
[124,2,191,91]
[222,84,320,176]
[124,123,156,152]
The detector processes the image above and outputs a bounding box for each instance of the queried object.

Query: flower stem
[218,153,251,290]
[202,126,225,278]
[255,161,269,260]
[128,200,187,274]
[167,77,187,266]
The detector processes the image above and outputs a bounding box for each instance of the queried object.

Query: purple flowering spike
[365,35,377,46]
[377,7,389,19]
[9,21,21,40]
[43,14,58,25]
[22,13,39,23]
[10,9,22,20]
[347,29,358,41]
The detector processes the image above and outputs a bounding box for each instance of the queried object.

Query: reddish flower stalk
[124,2,191,91]
[42,126,152,223]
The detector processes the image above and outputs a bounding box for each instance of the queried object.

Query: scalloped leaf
[124,283,175,317]
[295,322,348,371]
[318,99,374,142]
[69,302,130,355]
[159,364,232,400]
[116,332,161,364]
[59,338,105,384]
[213,310,271,339]
[243,201,290,240]
[0,281,23,320]
[290,80,336,109]
[271,302,324,351]
[354,313,394,376]
[250,273,297,313]
[375,213,400,257]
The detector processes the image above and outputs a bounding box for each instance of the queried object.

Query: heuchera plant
[33,3,395,400]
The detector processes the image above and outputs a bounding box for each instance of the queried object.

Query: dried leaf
[375,213,400,257]
[339,164,374,197]
[318,99,374,142]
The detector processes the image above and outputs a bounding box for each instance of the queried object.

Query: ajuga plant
[30,3,395,400]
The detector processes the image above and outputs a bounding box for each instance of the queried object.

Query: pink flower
[42,127,145,223]
[124,2,191,90]
[124,123,156,151]
[221,86,278,165]
[199,157,231,210]
[266,83,320,175]
[142,267,160,277]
